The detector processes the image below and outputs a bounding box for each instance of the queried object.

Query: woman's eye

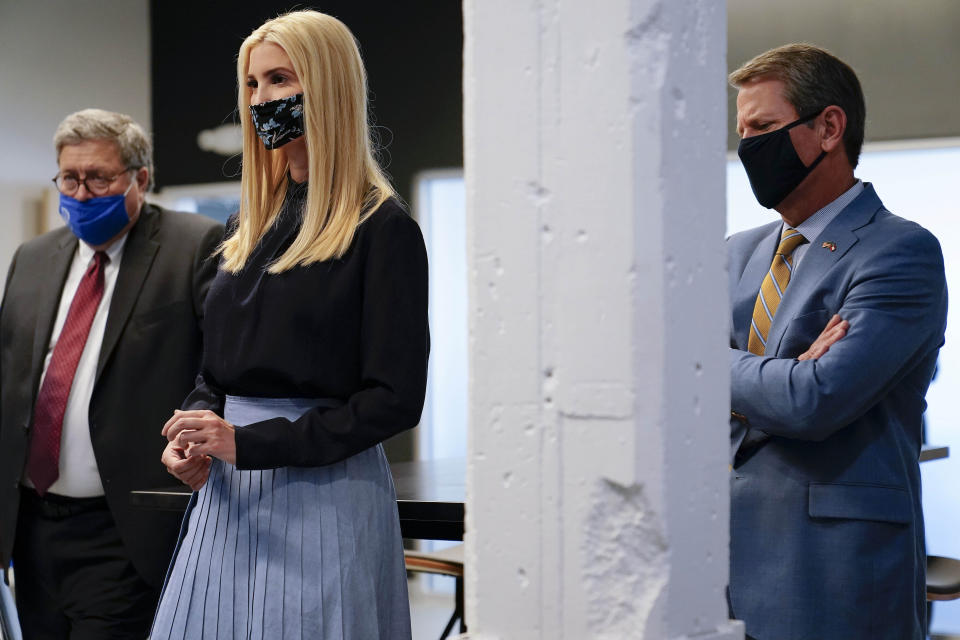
[246,79,258,88]
[271,74,287,84]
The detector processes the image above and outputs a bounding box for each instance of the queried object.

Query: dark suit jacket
[0,203,223,589]
[726,184,947,640]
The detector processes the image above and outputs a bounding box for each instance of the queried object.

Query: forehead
[58,138,123,170]
[735,76,796,121]
[247,41,294,74]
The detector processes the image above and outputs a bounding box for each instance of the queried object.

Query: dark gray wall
[727,0,960,149]
[150,1,463,207]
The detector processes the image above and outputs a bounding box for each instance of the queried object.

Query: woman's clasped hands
[160,409,237,491]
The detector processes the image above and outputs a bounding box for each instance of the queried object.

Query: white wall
[0,0,150,291]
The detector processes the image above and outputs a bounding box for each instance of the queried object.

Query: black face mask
[249,93,305,150]
[738,109,826,209]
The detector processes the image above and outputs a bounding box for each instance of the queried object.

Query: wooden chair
[928,555,960,601]
[405,544,465,639]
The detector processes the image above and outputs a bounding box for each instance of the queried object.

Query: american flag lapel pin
[821,241,837,252]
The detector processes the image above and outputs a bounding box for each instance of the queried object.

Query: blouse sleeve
[233,208,430,469]
[181,372,226,415]
[181,219,228,415]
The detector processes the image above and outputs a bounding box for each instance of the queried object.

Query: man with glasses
[0,108,223,638]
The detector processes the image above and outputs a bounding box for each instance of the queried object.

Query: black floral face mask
[249,93,305,150]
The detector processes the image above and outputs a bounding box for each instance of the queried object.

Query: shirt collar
[76,229,128,265]
[788,179,864,240]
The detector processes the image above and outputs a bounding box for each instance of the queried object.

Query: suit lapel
[31,234,78,397]
[732,225,780,350]
[765,185,883,356]
[96,206,160,382]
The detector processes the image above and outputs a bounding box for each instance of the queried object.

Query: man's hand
[161,440,211,491]
[798,314,849,361]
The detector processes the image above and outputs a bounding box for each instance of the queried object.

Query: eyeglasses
[52,167,137,196]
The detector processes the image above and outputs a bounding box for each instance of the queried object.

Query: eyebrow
[59,165,122,175]
[247,66,296,79]
[736,111,772,136]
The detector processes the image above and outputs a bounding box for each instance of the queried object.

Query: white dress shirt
[24,236,127,497]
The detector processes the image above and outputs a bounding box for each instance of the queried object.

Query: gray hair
[54,108,155,190]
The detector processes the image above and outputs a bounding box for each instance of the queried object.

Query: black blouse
[183,179,429,469]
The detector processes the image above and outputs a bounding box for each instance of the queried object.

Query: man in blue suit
[726,44,947,639]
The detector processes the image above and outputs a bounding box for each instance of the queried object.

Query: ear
[136,166,150,192]
[819,105,847,155]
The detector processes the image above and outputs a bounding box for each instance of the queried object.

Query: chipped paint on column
[464,0,742,637]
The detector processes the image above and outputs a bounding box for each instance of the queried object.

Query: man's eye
[88,176,110,188]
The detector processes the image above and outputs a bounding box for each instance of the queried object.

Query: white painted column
[463,1,743,638]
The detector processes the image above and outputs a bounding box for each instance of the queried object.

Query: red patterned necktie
[27,251,109,495]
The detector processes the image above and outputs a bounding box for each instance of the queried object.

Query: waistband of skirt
[224,395,343,426]
[225,395,342,406]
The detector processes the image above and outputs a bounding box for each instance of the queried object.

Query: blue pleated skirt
[149,396,411,640]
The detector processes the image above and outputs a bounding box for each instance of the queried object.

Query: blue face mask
[58,180,134,246]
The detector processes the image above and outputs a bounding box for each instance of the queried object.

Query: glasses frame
[52,166,139,197]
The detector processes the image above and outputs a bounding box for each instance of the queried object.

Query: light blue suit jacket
[727,183,947,640]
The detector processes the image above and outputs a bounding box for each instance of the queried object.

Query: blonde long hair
[221,10,396,274]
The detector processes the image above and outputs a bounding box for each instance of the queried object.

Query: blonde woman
[150,11,427,639]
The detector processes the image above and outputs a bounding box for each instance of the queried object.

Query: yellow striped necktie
[747,228,807,355]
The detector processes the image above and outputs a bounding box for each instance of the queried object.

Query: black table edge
[130,489,465,541]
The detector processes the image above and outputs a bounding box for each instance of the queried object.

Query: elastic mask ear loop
[786,108,828,170]
[784,107,826,132]
[122,170,138,197]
